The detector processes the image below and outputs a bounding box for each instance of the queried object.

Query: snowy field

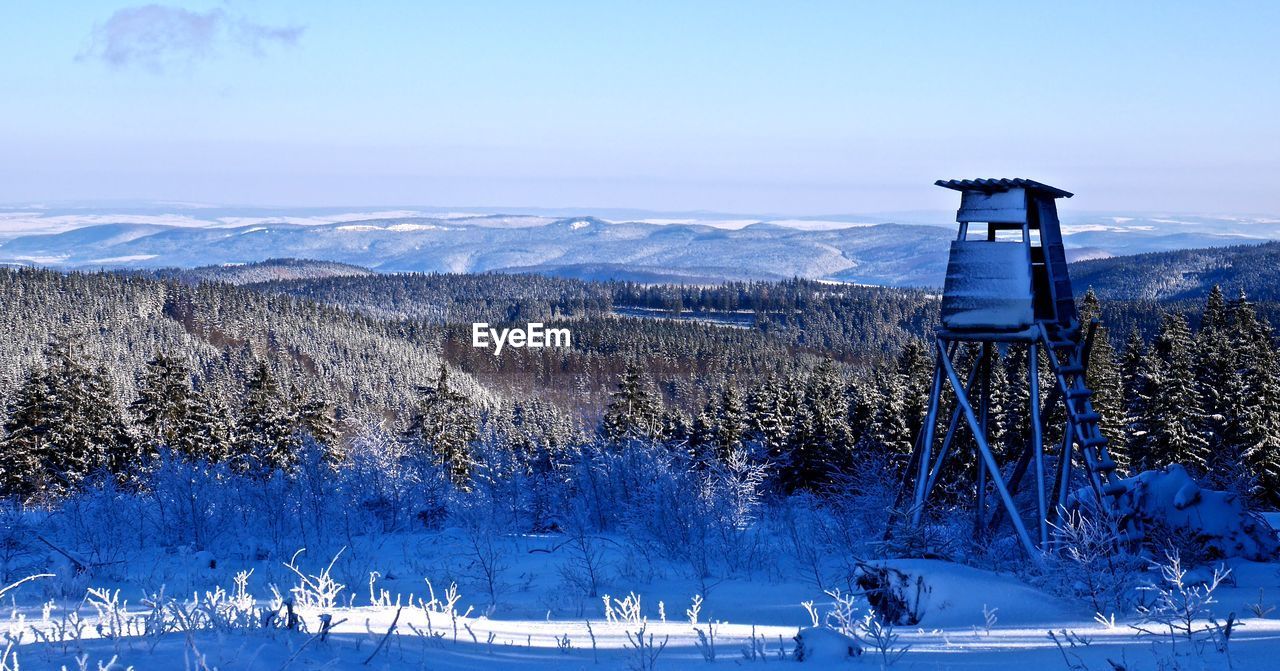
[5,524,1280,670]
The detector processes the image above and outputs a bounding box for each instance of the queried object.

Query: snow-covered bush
[1108,464,1280,561]
[0,503,43,583]
[1045,508,1145,614]
[853,563,930,626]
[795,587,911,664]
[554,505,611,599]
[452,492,513,606]
[343,424,451,533]
[143,453,235,552]
[1133,550,1230,644]
[283,548,347,610]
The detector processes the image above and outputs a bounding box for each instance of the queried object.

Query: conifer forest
[5,262,1280,669]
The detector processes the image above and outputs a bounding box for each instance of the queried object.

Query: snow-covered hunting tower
[899,178,1135,557]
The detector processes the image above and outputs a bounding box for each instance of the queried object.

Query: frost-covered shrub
[777,494,833,589]
[143,452,235,551]
[343,424,450,532]
[608,441,709,562]
[452,490,514,605]
[1045,508,1145,614]
[1133,550,1233,654]
[53,476,146,570]
[0,503,43,583]
[555,504,611,599]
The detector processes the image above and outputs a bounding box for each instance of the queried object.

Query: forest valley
[2,264,1280,669]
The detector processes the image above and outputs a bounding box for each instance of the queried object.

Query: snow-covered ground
[5,527,1280,670]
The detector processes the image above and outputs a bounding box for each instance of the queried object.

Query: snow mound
[862,559,1077,627]
[794,627,861,661]
[1110,464,1280,561]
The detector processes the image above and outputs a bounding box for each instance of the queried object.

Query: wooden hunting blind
[897,178,1136,558]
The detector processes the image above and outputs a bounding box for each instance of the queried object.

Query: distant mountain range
[3,210,1280,287]
[0,216,954,285]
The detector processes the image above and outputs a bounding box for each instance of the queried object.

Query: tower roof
[936,178,1073,199]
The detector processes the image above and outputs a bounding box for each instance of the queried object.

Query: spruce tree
[659,407,691,447]
[1081,313,1127,470]
[782,360,851,491]
[1194,292,1242,486]
[0,369,54,499]
[1147,313,1210,473]
[1121,331,1156,471]
[688,404,717,465]
[896,339,934,440]
[132,353,194,457]
[84,364,136,479]
[747,373,793,468]
[297,390,343,466]
[233,361,299,475]
[0,338,133,497]
[405,364,478,487]
[1229,292,1280,505]
[867,367,913,465]
[714,384,747,461]
[600,362,662,442]
[177,383,231,462]
[1001,344,1032,463]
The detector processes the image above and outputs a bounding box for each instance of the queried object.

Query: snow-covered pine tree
[867,365,913,465]
[688,403,718,465]
[1121,330,1156,471]
[177,382,231,462]
[84,363,136,480]
[0,368,54,499]
[746,373,791,464]
[1147,313,1210,474]
[896,338,934,441]
[600,362,662,442]
[714,384,747,462]
[982,348,1011,458]
[782,360,851,491]
[659,407,691,447]
[1078,290,1127,470]
[39,337,104,490]
[296,389,344,466]
[404,364,478,488]
[233,361,300,475]
[1194,287,1244,487]
[1,337,133,497]
[1001,344,1032,463]
[1229,291,1280,506]
[132,353,194,457]
[1202,284,1228,332]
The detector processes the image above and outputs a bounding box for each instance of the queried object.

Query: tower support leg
[922,357,983,502]
[910,361,945,525]
[936,340,1042,564]
[1029,342,1047,547]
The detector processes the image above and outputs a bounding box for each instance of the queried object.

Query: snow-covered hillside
[5,207,1280,286]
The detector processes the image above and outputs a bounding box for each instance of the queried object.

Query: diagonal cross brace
[935,339,1043,564]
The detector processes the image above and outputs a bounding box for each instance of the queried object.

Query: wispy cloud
[77,4,304,72]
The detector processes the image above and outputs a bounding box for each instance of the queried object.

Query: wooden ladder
[1040,322,1142,543]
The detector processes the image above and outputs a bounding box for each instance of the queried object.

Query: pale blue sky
[2,1,1277,214]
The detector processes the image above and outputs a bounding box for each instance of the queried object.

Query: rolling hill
[1070,241,1280,302]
